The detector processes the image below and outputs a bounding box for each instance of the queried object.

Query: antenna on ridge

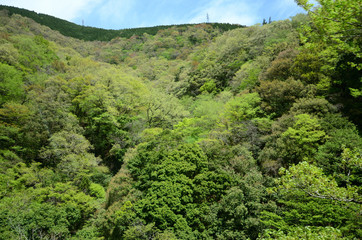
[206,13,209,23]
[82,19,84,26]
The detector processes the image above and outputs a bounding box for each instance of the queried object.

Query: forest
[0,0,361,239]
[0,5,244,41]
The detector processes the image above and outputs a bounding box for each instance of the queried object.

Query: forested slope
[0,5,244,41]
[0,0,361,239]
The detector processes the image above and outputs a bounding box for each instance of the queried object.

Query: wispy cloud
[1,0,101,21]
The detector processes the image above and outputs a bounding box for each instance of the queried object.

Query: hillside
[0,5,244,41]
[0,1,361,239]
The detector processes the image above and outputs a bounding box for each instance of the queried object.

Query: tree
[256,78,306,117]
[289,97,335,118]
[223,93,263,126]
[261,161,361,238]
[264,48,298,81]
[295,0,361,62]
[279,114,326,164]
[316,118,362,181]
[143,89,189,128]
[40,130,99,179]
[295,0,362,96]
[21,77,80,161]
[276,161,361,203]
[0,102,31,164]
[231,57,266,91]
[72,83,132,172]
[0,63,24,105]
[124,140,240,238]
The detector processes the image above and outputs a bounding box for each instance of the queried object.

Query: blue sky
[1,0,305,29]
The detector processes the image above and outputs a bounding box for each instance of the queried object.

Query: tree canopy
[0,2,361,239]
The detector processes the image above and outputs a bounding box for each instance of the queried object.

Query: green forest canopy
[0,0,361,239]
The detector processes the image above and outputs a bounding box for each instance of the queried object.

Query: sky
[0,0,305,29]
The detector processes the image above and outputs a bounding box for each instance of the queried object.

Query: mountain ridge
[0,5,245,41]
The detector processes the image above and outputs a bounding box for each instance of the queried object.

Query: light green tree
[279,113,326,164]
[276,161,361,203]
[295,0,362,95]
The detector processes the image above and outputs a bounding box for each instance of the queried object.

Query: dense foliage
[0,0,361,239]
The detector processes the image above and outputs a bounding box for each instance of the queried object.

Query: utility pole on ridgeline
[206,13,209,23]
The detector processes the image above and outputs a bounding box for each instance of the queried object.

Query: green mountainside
[0,5,244,41]
[0,1,361,239]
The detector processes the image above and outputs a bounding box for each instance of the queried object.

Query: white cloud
[189,0,262,26]
[0,0,101,21]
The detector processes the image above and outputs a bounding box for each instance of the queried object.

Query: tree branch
[302,189,362,204]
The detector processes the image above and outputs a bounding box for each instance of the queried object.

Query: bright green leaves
[294,0,362,102]
[40,131,98,178]
[124,141,235,237]
[119,134,270,238]
[143,89,189,128]
[295,0,361,65]
[0,197,71,239]
[259,111,328,172]
[281,114,326,159]
[0,102,31,164]
[276,161,360,203]
[232,58,265,91]
[170,144,208,176]
[73,83,115,119]
[269,158,361,234]
[128,142,208,188]
[71,82,133,172]
[271,113,326,165]
[11,35,59,73]
[0,173,101,239]
[0,162,54,197]
[173,93,226,143]
[339,148,362,185]
[315,114,362,181]
[0,63,24,105]
[1,5,362,239]
[174,118,207,143]
[224,93,263,125]
[135,181,190,230]
[89,183,106,199]
[260,226,346,240]
[261,160,362,238]
[199,78,218,94]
